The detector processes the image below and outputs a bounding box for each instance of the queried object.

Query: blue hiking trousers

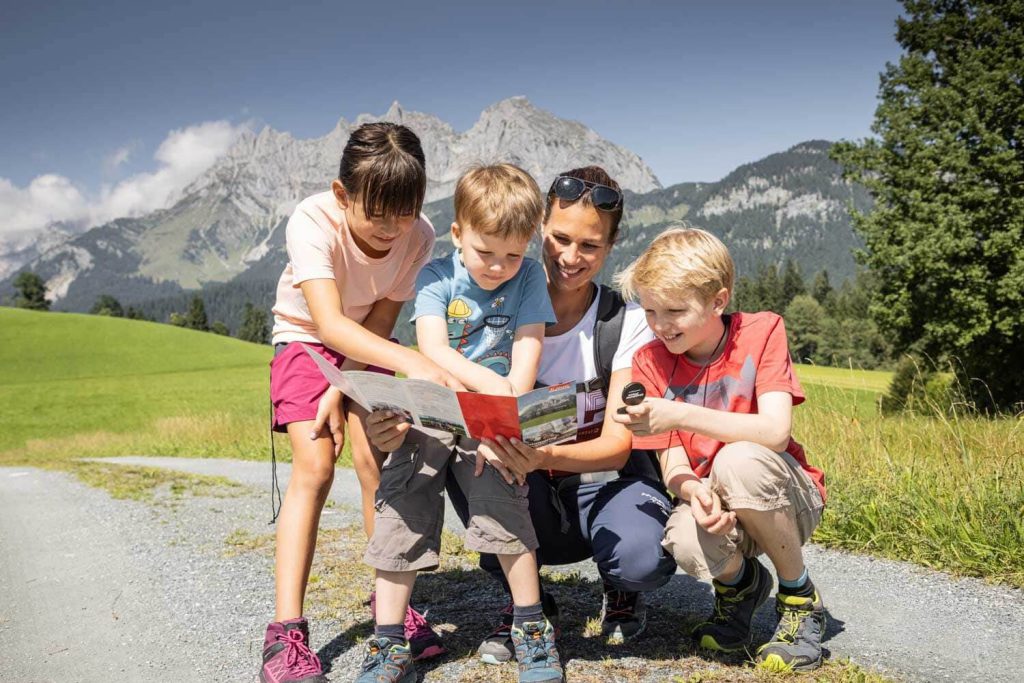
[446,451,677,593]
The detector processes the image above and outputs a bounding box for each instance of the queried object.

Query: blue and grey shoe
[511,619,564,682]
[757,590,826,672]
[692,557,772,653]
[355,636,416,683]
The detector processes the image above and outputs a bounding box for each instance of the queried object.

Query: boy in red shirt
[613,227,827,672]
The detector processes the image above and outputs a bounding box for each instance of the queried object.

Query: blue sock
[718,557,748,587]
[778,568,814,597]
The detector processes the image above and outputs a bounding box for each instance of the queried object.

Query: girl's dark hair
[543,165,625,244]
[339,122,427,219]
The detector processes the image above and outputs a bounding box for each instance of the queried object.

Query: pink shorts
[269,342,395,432]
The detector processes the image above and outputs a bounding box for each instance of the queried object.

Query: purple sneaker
[369,591,447,660]
[259,618,328,683]
[404,603,447,660]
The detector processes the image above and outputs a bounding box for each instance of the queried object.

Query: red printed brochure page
[456,392,521,442]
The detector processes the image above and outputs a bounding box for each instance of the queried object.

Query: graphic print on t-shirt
[664,355,757,411]
[447,298,473,353]
[447,294,513,376]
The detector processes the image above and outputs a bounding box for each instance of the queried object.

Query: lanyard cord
[666,314,731,452]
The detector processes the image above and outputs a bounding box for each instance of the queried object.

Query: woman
[366,166,677,663]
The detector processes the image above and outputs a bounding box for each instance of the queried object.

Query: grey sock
[375,623,406,642]
[513,602,544,629]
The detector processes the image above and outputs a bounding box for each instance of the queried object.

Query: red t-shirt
[631,311,826,503]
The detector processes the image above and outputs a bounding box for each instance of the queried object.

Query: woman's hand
[480,436,547,482]
[311,387,345,457]
[474,440,520,485]
[365,409,412,453]
[688,482,737,536]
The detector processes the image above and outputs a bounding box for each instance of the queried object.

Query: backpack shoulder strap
[593,284,627,393]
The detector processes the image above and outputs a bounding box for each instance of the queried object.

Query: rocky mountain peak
[5,99,663,302]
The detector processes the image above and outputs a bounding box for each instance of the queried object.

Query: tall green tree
[780,259,806,307]
[238,302,269,344]
[832,0,1024,409]
[784,295,825,363]
[811,270,835,310]
[90,294,124,317]
[184,295,209,332]
[13,271,50,311]
[754,263,786,313]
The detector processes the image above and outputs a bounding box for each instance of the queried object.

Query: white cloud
[103,143,135,173]
[0,174,91,234]
[0,120,247,237]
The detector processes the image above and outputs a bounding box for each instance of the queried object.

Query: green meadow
[2,307,1021,587]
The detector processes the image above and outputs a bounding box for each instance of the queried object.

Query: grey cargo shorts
[364,427,539,572]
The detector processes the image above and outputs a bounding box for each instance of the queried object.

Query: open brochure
[303,344,583,447]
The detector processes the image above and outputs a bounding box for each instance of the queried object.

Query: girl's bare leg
[274,422,337,621]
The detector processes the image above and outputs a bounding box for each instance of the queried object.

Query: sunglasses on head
[548,176,623,212]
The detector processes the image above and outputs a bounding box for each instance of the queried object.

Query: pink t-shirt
[271,191,435,345]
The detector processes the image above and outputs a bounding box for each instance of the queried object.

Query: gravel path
[1,456,1021,683]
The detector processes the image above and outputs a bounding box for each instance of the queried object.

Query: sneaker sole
[603,618,647,645]
[479,651,513,665]
[757,652,824,673]
[697,633,749,653]
[260,672,328,683]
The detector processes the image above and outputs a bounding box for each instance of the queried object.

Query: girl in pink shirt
[261,123,460,683]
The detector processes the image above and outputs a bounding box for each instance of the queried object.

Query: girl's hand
[311,387,345,457]
[689,483,737,536]
[365,409,411,453]
[613,397,684,437]
[404,355,466,391]
[481,436,546,482]
[474,440,520,485]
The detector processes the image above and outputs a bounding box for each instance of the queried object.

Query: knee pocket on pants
[374,446,419,510]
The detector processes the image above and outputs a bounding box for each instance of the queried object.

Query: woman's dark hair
[339,122,427,219]
[543,165,625,244]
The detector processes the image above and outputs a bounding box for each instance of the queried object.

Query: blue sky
[0,0,903,234]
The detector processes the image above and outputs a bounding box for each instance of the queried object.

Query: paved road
[1,457,1022,682]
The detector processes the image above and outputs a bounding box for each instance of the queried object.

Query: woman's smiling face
[542,201,613,293]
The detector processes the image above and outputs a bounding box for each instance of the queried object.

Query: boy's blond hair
[454,163,543,242]
[617,225,735,304]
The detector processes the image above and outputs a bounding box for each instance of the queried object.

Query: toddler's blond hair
[454,163,543,242]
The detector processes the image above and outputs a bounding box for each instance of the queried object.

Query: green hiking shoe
[692,558,772,653]
[757,590,826,672]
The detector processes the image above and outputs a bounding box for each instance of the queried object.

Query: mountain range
[0,98,871,333]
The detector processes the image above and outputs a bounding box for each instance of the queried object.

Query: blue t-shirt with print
[413,251,556,377]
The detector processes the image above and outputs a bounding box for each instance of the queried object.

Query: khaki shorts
[364,428,539,572]
[662,441,824,580]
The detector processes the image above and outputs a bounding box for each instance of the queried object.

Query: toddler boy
[357,164,563,683]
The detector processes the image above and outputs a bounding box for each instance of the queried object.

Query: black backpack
[593,284,662,481]
[593,284,627,394]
